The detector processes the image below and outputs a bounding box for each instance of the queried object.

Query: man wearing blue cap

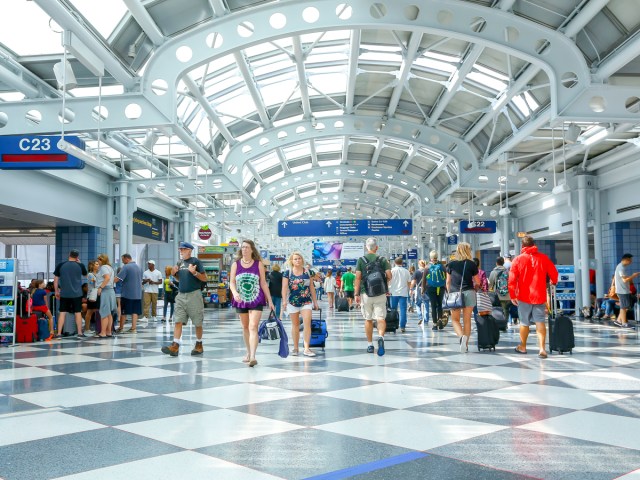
[161,241,208,356]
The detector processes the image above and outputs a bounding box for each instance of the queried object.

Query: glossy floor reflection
[1,302,639,480]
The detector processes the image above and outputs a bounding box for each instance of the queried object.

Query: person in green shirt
[341,267,356,310]
[354,238,392,356]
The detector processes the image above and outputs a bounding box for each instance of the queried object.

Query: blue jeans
[602,299,617,316]
[416,294,430,324]
[390,295,408,329]
[272,296,282,319]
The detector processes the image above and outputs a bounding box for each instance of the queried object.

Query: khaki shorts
[174,290,204,327]
[361,294,387,321]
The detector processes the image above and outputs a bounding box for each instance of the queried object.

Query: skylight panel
[413,57,457,74]
[264,169,285,183]
[203,70,243,97]
[243,168,254,188]
[512,94,531,116]
[252,152,280,172]
[315,138,342,154]
[0,2,62,55]
[318,159,341,166]
[131,169,153,179]
[275,193,295,205]
[319,182,340,193]
[245,42,281,58]
[216,91,257,119]
[259,78,299,108]
[298,188,317,198]
[291,163,312,174]
[424,51,461,63]
[474,64,509,81]
[359,50,403,63]
[195,119,215,146]
[308,71,348,94]
[250,183,262,198]
[68,0,127,39]
[466,71,507,93]
[283,143,311,160]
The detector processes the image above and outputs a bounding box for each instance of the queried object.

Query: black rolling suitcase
[548,286,575,354]
[336,292,349,312]
[308,308,328,350]
[384,296,399,333]
[491,306,508,332]
[475,314,500,351]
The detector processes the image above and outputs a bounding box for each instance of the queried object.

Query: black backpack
[362,256,388,297]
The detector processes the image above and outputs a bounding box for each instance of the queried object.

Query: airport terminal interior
[1,0,640,478]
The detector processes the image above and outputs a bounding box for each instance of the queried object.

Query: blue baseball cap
[179,241,194,250]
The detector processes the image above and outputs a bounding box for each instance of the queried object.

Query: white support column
[182,210,194,244]
[593,189,604,299]
[501,215,510,257]
[116,181,131,256]
[106,198,114,262]
[571,193,583,314]
[578,184,591,312]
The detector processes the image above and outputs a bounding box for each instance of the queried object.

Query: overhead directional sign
[0,135,86,170]
[459,220,497,234]
[278,219,412,237]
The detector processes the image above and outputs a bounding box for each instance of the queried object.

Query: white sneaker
[151,316,157,322]
[460,335,468,353]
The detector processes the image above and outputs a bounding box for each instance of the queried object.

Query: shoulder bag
[443,261,466,310]
[608,276,618,300]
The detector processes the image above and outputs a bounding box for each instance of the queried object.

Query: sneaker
[53,334,62,339]
[161,342,180,356]
[77,333,87,338]
[152,317,158,322]
[366,345,374,354]
[613,320,623,327]
[621,323,635,329]
[377,337,385,356]
[401,328,406,333]
[460,335,468,353]
[125,329,137,334]
[161,317,166,323]
[291,349,299,356]
[191,341,204,355]
[303,350,316,357]
[432,325,439,331]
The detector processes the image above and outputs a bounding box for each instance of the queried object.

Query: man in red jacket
[509,236,558,358]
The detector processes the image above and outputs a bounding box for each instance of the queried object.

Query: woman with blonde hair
[445,242,480,352]
[323,270,336,310]
[84,260,100,333]
[161,265,178,322]
[230,239,274,367]
[95,253,116,338]
[282,251,319,356]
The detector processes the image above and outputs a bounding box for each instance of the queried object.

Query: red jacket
[508,246,558,305]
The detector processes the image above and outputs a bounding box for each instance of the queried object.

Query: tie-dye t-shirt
[232,260,266,309]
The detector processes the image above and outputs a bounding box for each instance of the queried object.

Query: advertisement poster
[312,242,364,266]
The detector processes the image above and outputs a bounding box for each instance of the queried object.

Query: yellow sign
[517,232,527,238]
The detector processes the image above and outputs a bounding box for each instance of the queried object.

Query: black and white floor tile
[1,302,639,480]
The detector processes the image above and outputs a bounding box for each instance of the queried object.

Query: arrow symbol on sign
[403,220,409,226]
[282,222,288,228]
[326,221,332,227]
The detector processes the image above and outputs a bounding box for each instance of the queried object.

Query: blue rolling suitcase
[308,308,328,350]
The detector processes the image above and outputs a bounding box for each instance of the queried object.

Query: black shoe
[366,345,374,353]
[432,325,438,331]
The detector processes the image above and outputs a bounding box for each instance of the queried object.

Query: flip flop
[514,346,527,354]
[538,352,548,359]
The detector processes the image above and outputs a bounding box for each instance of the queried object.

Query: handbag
[259,309,281,341]
[88,288,98,302]
[477,291,493,314]
[443,261,466,310]
[608,276,618,300]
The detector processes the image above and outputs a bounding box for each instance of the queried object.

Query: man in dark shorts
[509,236,558,358]
[341,266,356,309]
[54,249,88,338]
[614,253,640,329]
[161,241,207,357]
[115,253,143,333]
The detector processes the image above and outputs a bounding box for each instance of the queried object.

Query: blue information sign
[269,254,286,261]
[278,219,412,237]
[407,249,418,259]
[447,234,458,245]
[0,135,86,170]
[459,220,497,234]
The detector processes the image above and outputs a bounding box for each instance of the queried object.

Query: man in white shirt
[142,260,163,321]
[389,256,411,332]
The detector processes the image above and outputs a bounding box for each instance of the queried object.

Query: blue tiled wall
[602,221,640,285]
[55,226,107,266]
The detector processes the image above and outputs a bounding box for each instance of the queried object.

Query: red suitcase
[16,314,38,343]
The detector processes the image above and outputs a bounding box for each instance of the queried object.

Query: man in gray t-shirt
[54,249,88,338]
[115,254,143,333]
[614,253,639,328]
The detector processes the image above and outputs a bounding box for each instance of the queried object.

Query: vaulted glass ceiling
[1,0,640,226]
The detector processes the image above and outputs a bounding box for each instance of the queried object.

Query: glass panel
[68,0,128,39]
[0,2,63,55]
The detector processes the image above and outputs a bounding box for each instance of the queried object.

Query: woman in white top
[323,270,337,310]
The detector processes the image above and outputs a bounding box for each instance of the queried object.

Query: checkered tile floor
[1,302,639,480]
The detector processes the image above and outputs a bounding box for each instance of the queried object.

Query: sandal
[514,346,527,354]
[248,359,258,367]
[93,334,107,339]
[538,351,548,359]
[242,356,250,363]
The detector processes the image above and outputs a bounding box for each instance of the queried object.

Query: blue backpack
[425,263,446,288]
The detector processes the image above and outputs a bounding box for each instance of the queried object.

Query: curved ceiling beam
[253,165,433,210]
[223,115,474,186]
[143,0,589,122]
